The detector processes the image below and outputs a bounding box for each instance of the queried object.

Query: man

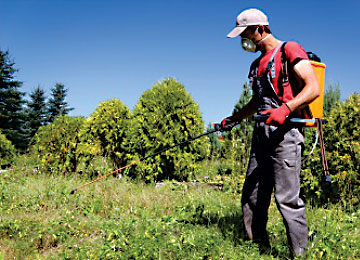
[221,8,320,256]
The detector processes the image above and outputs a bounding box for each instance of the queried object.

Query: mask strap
[256,33,271,44]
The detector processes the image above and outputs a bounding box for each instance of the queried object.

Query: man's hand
[221,117,234,131]
[217,97,257,131]
[213,117,237,132]
[261,103,291,126]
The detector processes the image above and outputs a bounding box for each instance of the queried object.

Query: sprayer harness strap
[281,42,289,83]
[316,118,331,182]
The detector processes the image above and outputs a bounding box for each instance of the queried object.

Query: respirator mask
[241,28,271,52]
[241,38,257,52]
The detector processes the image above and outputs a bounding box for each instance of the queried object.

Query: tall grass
[0,170,359,259]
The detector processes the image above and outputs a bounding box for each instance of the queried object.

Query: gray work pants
[241,122,308,254]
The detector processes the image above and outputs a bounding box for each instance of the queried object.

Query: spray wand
[70,128,221,194]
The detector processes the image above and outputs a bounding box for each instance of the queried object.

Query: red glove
[261,103,291,126]
[220,116,234,131]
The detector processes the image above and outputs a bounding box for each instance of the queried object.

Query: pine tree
[0,49,27,150]
[47,83,73,123]
[207,123,222,158]
[25,86,48,138]
[323,83,341,117]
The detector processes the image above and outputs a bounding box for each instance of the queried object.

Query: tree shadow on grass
[189,204,246,245]
[217,212,247,246]
[190,205,289,259]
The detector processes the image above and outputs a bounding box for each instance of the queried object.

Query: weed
[0,170,359,259]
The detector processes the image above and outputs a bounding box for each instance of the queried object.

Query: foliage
[83,99,131,168]
[206,123,222,159]
[29,115,85,174]
[47,83,73,123]
[0,130,16,168]
[130,78,207,182]
[0,49,27,150]
[1,170,360,259]
[302,93,360,209]
[323,83,340,117]
[24,86,48,139]
[222,83,254,177]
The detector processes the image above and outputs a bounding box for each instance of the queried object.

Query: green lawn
[0,170,359,259]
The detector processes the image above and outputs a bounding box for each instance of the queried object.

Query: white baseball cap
[227,8,269,38]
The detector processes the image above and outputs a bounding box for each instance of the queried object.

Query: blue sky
[0,0,358,125]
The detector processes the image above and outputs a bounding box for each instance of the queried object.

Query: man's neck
[259,34,282,53]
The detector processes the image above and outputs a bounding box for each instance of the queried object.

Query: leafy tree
[47,83,73,123]
[30,115,85,174]
[0,129,16,168]
[323,83,341,117]
[222,82,254,176]
[25,86,48,138]
[0,50,27,150]
[302,93,360,209]
[130,78,207,182]
[83,99,131,168]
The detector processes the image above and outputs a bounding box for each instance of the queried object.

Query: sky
[0,0,359,126]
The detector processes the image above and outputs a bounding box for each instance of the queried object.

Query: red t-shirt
[249,41,309,101]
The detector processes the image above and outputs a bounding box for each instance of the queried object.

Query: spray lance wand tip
[70,188,77,195]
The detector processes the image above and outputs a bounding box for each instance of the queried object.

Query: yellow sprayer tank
[306,61,326,127]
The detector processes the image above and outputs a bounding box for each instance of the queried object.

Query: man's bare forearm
[232,97,257,122]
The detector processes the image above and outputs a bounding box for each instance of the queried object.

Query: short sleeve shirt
[248,41,309,100]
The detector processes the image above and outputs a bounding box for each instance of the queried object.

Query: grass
[1,169,360,259]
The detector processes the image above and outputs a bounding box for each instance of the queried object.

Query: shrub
[0,130,16,168]
[302,93,360,209]
[130,78,207,182]
[206,124,222,159]
[222,83,253,178]
[29,115,85,174]
[83,99,131,168]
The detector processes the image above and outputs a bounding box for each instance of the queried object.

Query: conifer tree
[47,83,73,123]
[207,123,222,158]
[131,78,206,182]
[0,50,27,150]
[223,83,253,175]
[25,86,48,138]
[323,83,341,117]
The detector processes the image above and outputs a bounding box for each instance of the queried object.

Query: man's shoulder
[283,41,309,64]
[284,41,306,53]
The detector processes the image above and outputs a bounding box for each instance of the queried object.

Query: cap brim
[227,26,246,38]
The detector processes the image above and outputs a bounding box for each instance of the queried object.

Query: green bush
[222,83,253,178]
[130,78,207,182]
[206,124,222,159]
[29,115,85,174]
[0,130,16,168]
[83,99,131,168]
[302,93,360,209]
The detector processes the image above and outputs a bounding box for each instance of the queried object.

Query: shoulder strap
[281,42,288,83]
[281,42,313,119]
[265,43,282,73]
